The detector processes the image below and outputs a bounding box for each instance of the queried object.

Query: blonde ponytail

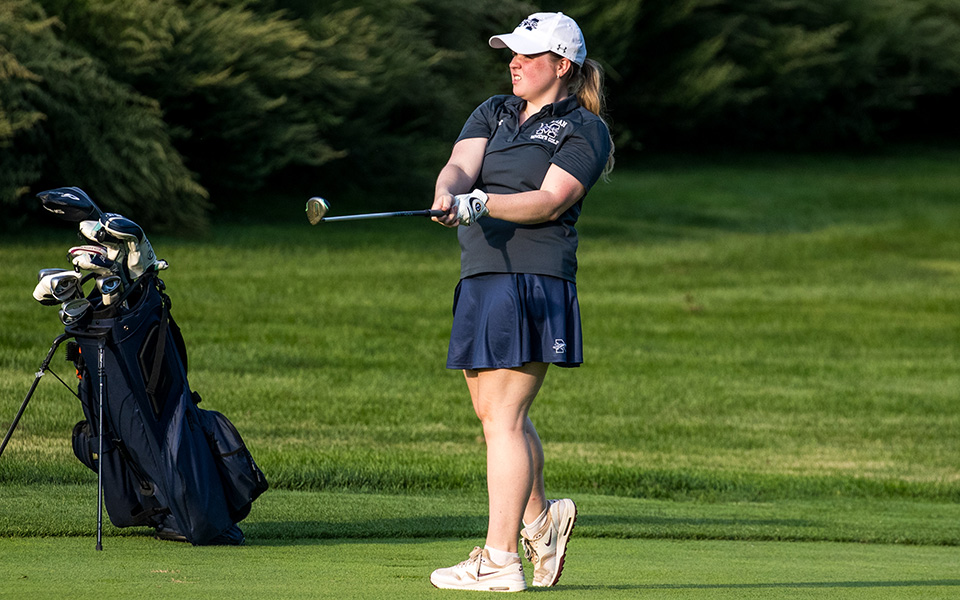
[569,59,615,179]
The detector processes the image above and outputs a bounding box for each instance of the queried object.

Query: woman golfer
[429,12,614,592]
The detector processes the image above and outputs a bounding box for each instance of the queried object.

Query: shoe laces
[458,546,485,571]
[521,537,538,563]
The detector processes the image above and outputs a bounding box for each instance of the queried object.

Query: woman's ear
[557,58,573,79]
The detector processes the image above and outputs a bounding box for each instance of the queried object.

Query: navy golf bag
[67,273,268,545]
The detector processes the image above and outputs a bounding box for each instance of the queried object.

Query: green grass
[1,147,959,597]
[5,148,957,501]
[4,535,960,599]
[3,485,960,545]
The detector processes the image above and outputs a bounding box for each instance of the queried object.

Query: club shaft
[322,209,444,222]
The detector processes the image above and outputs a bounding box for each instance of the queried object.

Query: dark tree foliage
[2,0,959,230]
[558,0,960,151]
[0,0,208,232]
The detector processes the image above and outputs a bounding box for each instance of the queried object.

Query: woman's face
[509,52,561,101]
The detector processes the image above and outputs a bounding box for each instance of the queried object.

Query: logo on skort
[553,339,566,354]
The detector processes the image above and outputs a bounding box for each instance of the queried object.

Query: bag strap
[145,291,171,400]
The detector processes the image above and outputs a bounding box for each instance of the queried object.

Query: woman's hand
[432,191,461,227]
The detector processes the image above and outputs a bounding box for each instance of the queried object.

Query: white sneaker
[430,546,526,592]
[521,498,577,587]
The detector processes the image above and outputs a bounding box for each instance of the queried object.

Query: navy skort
[446,273,583,370]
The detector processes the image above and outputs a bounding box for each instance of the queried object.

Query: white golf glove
[453,189,489,226]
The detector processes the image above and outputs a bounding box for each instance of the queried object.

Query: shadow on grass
[590,580,960,591]
[243,512,818,543]
[549,581,960,593]
[584,514,817,528]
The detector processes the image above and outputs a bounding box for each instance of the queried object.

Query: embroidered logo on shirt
[553,339,567,354]
[530,119,568,145]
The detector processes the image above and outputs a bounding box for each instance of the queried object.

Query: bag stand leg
[0,334,72,460]
[96,336,105,551]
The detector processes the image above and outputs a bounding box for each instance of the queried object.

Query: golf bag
[67,273,268,545]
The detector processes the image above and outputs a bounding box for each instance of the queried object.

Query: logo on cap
[520,18,540,31]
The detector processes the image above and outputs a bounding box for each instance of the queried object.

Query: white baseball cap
[489,12,586,66]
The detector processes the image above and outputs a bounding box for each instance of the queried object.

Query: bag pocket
[198,407,269,522]
[71,420,97,470]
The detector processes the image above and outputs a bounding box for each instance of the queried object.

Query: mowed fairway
[1,148,959,597]
[3,535,959,600]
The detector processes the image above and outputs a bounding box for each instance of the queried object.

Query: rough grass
[1,147,959,506]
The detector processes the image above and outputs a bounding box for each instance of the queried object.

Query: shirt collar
[506,95,580,119]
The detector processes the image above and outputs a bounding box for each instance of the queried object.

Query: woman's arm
[432,138,488,227]
[485,165,585,224]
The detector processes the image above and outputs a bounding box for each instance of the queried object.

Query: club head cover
[78,220,100,244]
[99,214,161,278]
[100,214,144,244]
[71,250,118,276]
[37,187,104,222]
[68,244,108,260]
[79,219,124,261]
[127,236,160,279]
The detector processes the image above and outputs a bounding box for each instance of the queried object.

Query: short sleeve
[456,96,508,143]
[550,118,611,191]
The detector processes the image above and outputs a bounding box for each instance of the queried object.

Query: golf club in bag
[3,187,268,547]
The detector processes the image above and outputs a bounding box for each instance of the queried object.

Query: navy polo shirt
[455,94,610,282]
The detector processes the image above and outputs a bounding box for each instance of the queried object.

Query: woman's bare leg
[464,362,549,552]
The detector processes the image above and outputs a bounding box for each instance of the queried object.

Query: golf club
[59,298,92,325]
[34,271,83,305]
[306,197,444,225]
[38,268,69,282]
[96,275,123,306]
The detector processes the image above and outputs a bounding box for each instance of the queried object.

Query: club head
[97,275,122,295]
[306,197,329,225]
[52,273,83,302]
[96,275,123,305]
[38,268,69,282]
[34,271,83,305]
[59,297,92,325]
[37,187,104,222]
